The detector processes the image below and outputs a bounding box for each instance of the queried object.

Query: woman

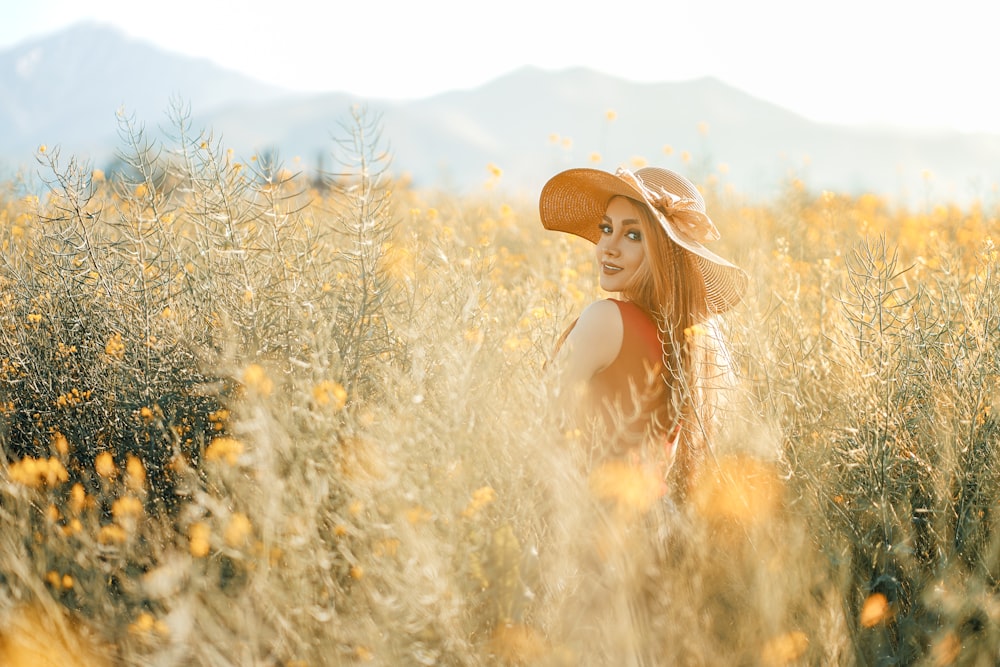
[540,166,747,499]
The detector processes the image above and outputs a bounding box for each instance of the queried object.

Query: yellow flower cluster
[105,332,125,359]
[691,454,783,527]
[55,387,91,408]
[51,431,69,455]
[241,363,273,397]
[312,380,347,410]
[860,592,892,628]
[208,408,229,431]
[112,495,144,520]
[46,570,74,590]
[205,436,244,464]
[68,482,88,513]
[587,460,663,515]
[189,521,211,557]
[126,454,146,491]
[760,630,809,665]
[9,456,68,487]
[98,524,127,544]
[462,485,496,518]
[129,611,170,638]
[95,451,117,478]
[224,512,252,547]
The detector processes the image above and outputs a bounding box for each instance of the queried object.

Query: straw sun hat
[539,166,748,313]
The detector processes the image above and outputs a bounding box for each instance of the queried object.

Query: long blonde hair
[616,196,713,499]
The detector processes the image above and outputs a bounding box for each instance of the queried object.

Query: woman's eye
[627,230,642,241]
[598,223,612,234]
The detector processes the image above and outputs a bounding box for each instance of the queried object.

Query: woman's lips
[602,263,623,274]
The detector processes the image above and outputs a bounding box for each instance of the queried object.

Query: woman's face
[595,196,648,293]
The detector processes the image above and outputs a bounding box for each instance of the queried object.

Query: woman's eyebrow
[601,215,641,225]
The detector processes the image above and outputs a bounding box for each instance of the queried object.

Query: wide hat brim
[538,167,748,314]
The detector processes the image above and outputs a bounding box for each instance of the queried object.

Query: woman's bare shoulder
[576,299,623,330]
[562,299,624,377]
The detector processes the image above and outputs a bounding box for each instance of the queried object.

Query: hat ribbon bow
[616,168,720,243]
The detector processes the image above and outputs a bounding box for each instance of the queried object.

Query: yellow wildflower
[51,431,69,456]
[105,333,125,359]
[95,452,117,478]
[44,458,68,485]
[98,524,127,544]
[860,592,891,628]
[760,631,809,666]
[224,512,252,547]
[9,457,68,487]
[62,519,82,537]
[129,612,155,634]
[189,522,211,557]
[588,460,663,515]
[405,506,432,524]
[692,454,783,526]
[112,496,144,520]
[205,436,244,465]
[126,455,146,491]
[56,388,92,408]
[312,380,347,410]
[241,363,273,396]
[462,485,497,518]
[69,483,87,514]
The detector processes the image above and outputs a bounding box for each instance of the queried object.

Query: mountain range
[2,22,998,205]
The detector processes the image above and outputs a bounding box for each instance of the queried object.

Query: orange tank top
[587,299,669,453]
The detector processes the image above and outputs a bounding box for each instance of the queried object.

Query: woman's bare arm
[555,299,624,392]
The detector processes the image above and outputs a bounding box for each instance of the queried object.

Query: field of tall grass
[0,105,998,666]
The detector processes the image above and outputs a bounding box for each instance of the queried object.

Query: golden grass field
[0,107,998,665]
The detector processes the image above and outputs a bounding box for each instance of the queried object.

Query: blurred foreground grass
[0,108,998,665]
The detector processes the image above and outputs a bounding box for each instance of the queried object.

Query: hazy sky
[3,0,999,134]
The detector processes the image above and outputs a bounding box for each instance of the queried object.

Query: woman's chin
[599,278,626,292]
